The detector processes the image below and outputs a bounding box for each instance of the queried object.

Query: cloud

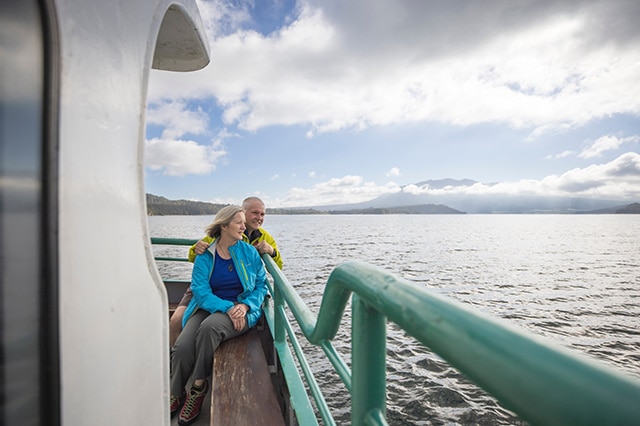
[386,167,401,177]
[149,0,640,136]
[579,134,640,158]
[144,98,237,176]
[145,138,226,176]
[145,127,233,176]
[549,152,640,198]
[146,100,210,140]
[196,0,254,39]
[402,152,640,200]
[144,0,640,208]
[277,175,401,207]
[547,150,575,160]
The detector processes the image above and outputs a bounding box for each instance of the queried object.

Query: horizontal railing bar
[151,237,198,246]
[154,257,191,262]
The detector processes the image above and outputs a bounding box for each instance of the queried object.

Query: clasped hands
[227,303,248,331]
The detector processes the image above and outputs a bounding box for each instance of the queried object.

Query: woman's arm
[240,250,269,326]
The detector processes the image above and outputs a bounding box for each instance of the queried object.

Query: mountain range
[147,178,639,215]
[306,179,639,214]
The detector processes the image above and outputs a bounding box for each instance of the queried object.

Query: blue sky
[145,0,640,208]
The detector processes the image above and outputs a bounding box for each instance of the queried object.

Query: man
[169,196,282,346]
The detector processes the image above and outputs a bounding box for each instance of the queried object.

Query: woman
[170,205,269,425]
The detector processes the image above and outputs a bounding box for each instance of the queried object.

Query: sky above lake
[145,0,640,208]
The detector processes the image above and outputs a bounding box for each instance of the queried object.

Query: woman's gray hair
[204,205,244,239]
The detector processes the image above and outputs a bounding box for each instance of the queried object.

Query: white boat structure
[2,0,209,424]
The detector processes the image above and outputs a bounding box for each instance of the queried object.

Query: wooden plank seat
[211,327,285,426]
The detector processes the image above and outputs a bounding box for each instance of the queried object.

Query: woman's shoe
[178,381,208,425]
[170,394,184,417]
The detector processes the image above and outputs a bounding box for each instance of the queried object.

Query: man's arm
[187,235,215,263]
[255,229,283,269]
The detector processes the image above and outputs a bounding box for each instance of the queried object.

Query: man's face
[244,201,265,232]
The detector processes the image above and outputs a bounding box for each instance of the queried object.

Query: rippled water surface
[149,214,640,425]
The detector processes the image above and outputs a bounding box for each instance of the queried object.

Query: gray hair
[242,196,265,210]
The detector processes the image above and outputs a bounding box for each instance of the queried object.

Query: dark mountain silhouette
[328,204,464,214]
[617,202,640,213]
[579,202,640,214]
[313,179,635,214]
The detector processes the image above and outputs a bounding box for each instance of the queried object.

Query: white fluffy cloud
[403,152,640,200]
[145,100,238,176]
[579,135,640,159]
[145,138,226,176]
[386,167,401,177]
[278,175,401,207]
[145,0,640,206]
[146,101,209,139]
[148,0,640,136]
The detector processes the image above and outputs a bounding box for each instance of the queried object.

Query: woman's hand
[227,303,248,331]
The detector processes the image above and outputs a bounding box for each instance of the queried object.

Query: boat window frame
[0,0,60,424]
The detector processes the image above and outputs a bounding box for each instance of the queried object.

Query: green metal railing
[152,237,640,426]
[151,237,197,262]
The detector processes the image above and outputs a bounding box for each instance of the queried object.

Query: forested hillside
[146,194,227,216]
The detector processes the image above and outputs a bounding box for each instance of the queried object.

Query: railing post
[351,294,386,425]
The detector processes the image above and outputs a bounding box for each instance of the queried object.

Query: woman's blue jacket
[182,240,269,328]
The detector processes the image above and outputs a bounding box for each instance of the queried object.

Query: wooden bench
[211,326,286,426]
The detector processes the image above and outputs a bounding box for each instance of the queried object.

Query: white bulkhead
[54,0,209,424]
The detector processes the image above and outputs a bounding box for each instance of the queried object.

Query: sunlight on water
[149,214,640,425]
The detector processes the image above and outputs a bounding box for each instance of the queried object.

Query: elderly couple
[169,197,283,425]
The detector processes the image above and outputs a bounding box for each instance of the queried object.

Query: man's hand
[194,240,210,255]
[252,240,275,256]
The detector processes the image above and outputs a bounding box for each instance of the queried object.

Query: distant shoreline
[146,194,640,216]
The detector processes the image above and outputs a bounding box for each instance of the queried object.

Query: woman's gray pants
[170,309,247,396]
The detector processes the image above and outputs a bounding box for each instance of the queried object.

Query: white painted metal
[54,1,209,424]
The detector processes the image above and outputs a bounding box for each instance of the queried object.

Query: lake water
[149,214,640,425]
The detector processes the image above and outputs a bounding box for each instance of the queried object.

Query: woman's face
[222,212,246,241]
